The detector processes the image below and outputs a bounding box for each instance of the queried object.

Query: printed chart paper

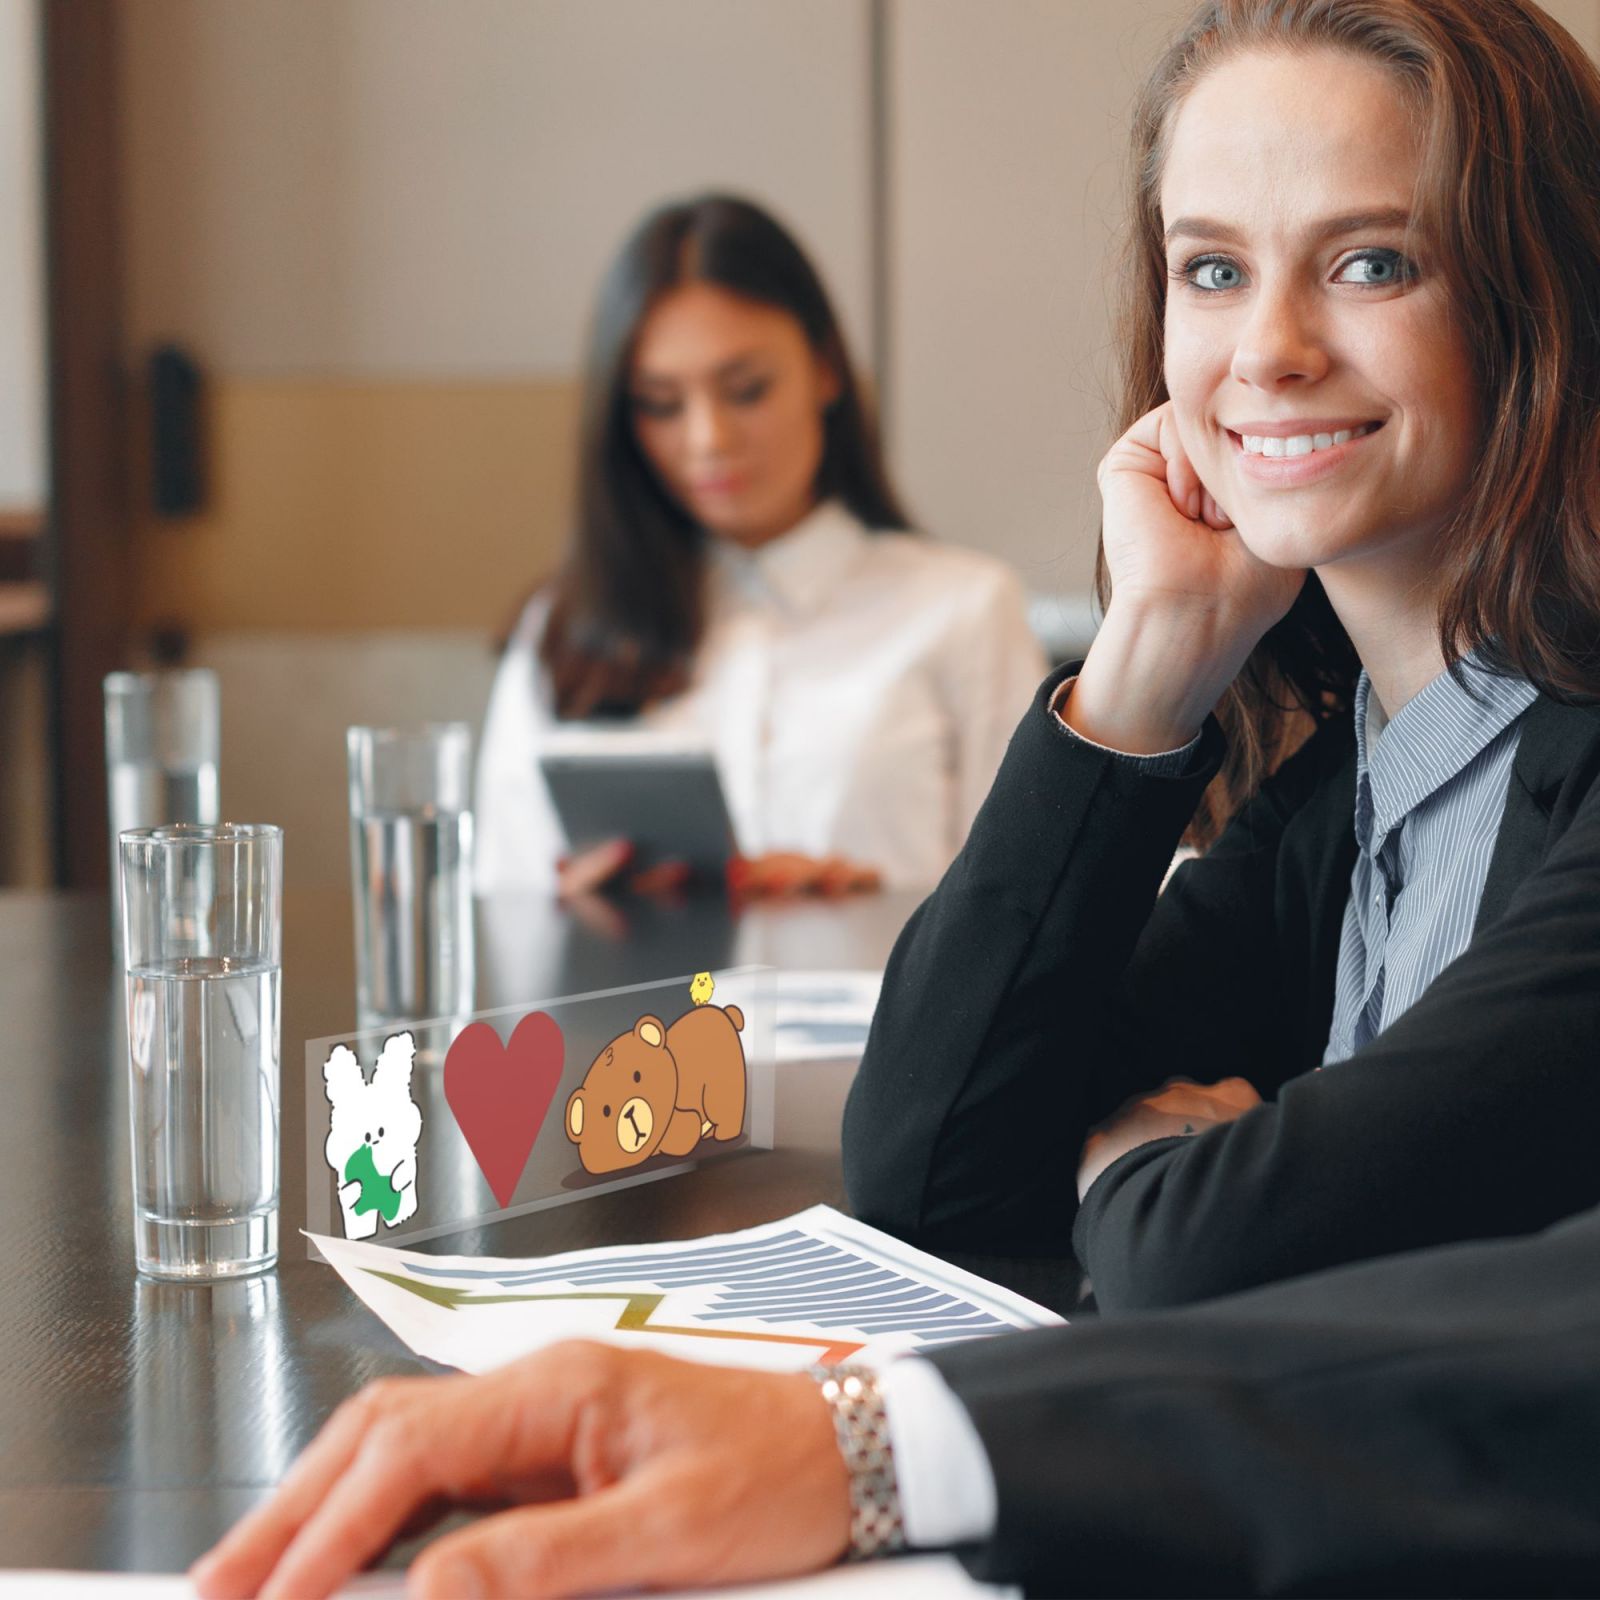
[311,1204,1063,1374]
[774,970,883,1062]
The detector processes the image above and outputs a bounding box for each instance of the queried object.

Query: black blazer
[843,664,1600,1308]
[927,1203,1600,1595]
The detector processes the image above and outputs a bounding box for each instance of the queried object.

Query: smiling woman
[847,0,1600,1305]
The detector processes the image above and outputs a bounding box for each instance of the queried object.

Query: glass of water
[105,670,221,961]
[346,724,475,1029]
[120,823,282,1279]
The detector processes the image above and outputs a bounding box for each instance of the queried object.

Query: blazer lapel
[1476,696,1600,930]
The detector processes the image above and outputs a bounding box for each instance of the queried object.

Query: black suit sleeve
[926,1208,1600,1597]
[1074,744,1600,1307]
[842,665,1342,1254]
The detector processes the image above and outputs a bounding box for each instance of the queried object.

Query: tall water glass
[120,823,282,1279]
[105,670,221,960]
[346,724,475,1028]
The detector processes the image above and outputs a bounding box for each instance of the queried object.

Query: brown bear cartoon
[565,1003,746,1175]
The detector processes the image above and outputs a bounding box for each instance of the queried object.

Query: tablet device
[538,733,737,881]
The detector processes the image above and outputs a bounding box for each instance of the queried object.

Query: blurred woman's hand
[555,840,692,901]
[1077,1075,1262,1201]
[728,852,882,898]
[190,1341,851,1600]
[1063,402,1307,755]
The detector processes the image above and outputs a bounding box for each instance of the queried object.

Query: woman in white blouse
[475,194,1046,898]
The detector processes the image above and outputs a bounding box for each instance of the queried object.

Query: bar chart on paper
[311,1205,1064,1373]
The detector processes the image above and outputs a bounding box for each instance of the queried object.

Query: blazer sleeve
[1075,733,1600,1309]
[927,1207,1600,1597]
[842,665,1345,1254]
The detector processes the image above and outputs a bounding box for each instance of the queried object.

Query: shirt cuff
[878,1355,998,1546]
[1049,676,1204,776]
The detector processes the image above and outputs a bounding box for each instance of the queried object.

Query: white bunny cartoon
[322,1031,423,1240]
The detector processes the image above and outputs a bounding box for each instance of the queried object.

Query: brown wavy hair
[1110,0,1600,844]
[536,194,909,719]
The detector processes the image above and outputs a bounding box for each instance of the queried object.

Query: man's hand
[1077,1077,1262,1201]
[191,1342,851,1600]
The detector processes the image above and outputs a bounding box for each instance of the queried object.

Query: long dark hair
[1113,0,1600,844]
[537,193,910,719]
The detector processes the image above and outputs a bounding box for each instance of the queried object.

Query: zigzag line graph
[364,1270,866,1363]
[393,1227,1016,1347]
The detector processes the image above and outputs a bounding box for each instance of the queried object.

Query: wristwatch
[808,1363,908,1560]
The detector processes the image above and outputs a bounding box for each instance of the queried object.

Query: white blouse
[473,501,1048,894]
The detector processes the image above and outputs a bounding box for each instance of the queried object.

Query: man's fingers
[409,1475,685,1600]
[258,1423,454,1600]
[255,1364,565,1600]
[191,1381,413,1600]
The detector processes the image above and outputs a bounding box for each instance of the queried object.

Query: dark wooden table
[0,886,1081,1573]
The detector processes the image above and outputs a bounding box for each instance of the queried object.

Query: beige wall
[120,0,874,378]
[887,0,1192,601]
[129,378,578,632]
[118,0,876,645]
[1541,0,1600,55]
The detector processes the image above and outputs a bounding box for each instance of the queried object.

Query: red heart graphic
[444,1011,565,1208]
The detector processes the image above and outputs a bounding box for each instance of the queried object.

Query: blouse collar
[711,500,870,616]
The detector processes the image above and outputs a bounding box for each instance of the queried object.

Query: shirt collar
[710,500,869,616]
[1352,651,1538,850]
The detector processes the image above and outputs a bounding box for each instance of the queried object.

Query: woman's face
[1160,48,1478,590]
[628,281,838,548]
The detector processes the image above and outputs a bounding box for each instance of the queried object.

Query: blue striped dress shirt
[1052,660,1538,1064]
[1320,656,1538,1064]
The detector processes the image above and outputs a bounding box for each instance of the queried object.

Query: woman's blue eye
[1335,249,1411,286]
[1185,257,1245,292]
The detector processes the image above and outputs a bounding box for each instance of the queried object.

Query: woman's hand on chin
[189,1342,852,1600]
[1066,402,1307,755]
[729,852,883,898]
[1098,400,1305,641]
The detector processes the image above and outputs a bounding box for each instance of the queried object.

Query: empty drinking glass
[120,822,282,1279]
[346,724,475,1029]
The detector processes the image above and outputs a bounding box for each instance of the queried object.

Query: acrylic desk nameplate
[304,966,776,1257]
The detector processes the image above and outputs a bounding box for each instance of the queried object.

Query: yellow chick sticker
[689,971,715,1007]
